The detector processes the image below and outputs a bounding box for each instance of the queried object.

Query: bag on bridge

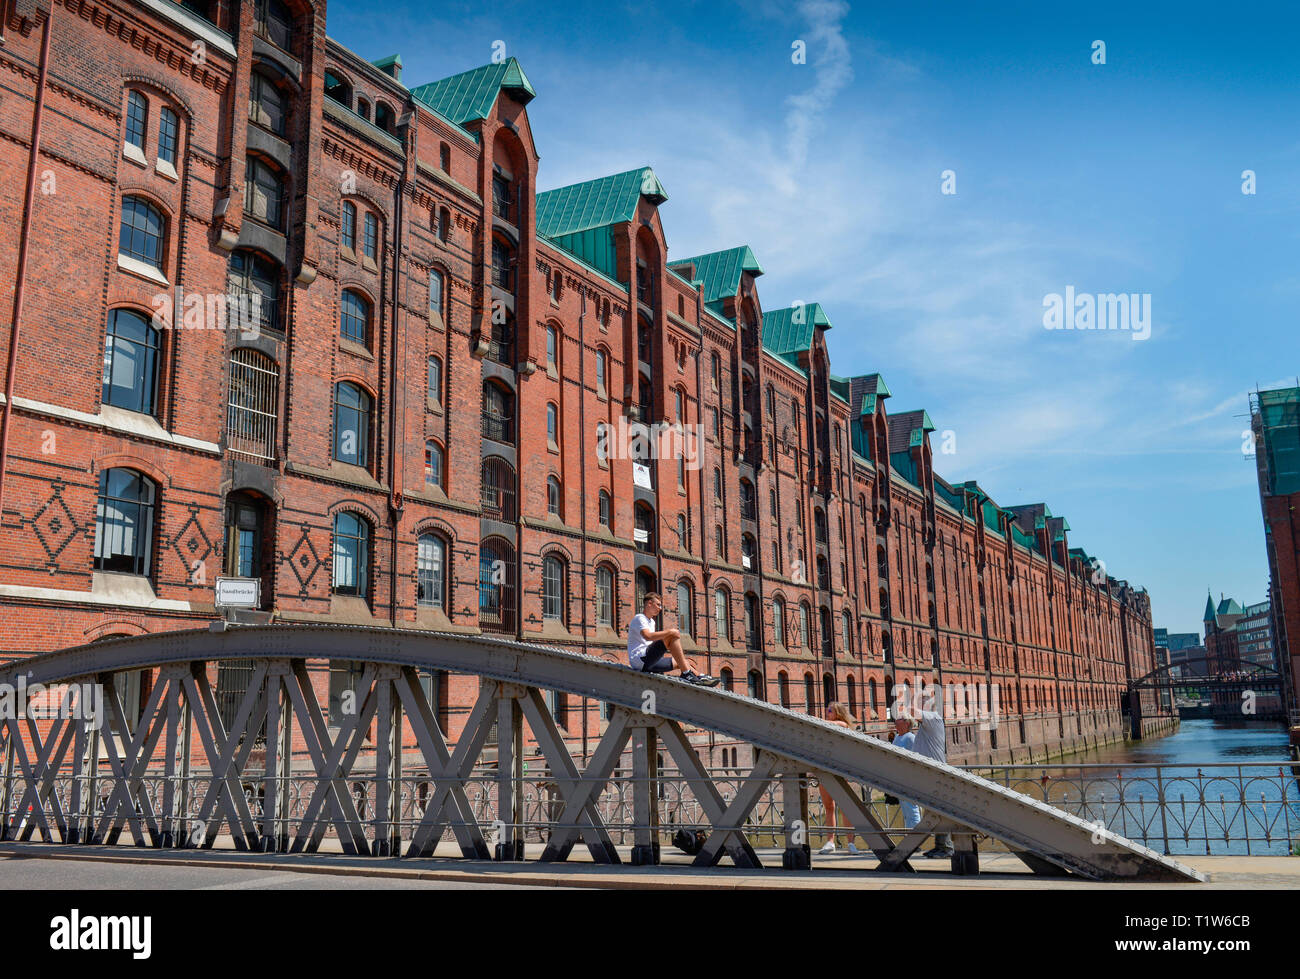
[672,828,708,855]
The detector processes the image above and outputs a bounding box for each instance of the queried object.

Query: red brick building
[0,0,1173,766]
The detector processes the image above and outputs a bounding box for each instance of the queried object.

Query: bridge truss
[0,625,1202,882]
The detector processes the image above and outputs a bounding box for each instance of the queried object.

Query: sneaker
[682,671,720,687]
[847,842,860,854]
[818,840,837,854]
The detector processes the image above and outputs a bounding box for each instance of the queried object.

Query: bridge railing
[8,762,1297,857]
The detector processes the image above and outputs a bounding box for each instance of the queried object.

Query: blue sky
[332,0,1299,635]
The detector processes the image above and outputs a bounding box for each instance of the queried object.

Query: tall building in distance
[0,0,1175,766]
[1250,386,1300,720]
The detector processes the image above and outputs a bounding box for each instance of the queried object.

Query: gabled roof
[668,246,763,309]
[536,167,668,238]
[761,302,832,357]
[850,373,891,419]
[410,57,536,127]
[1204,593,1218,622]
[886,409,935,454]
[1217,597,1243,617]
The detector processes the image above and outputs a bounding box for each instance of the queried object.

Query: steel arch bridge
[1129,657,1283,695]
[0,624,1201,882]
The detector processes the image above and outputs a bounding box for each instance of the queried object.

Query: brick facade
[0,0,1174,766]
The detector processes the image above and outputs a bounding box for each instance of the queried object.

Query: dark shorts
[639,639,671,673]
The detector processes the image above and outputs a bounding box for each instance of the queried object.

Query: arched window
[741,533,755,570]
[333,382,370,468]
[341,201,357,252]
[869,678,878,716]
[254,0,293,50]
[478,538,515,633]
[778,672,790,708]
[125,90,148,150]
[814,507,828,544]
[438,206,451,243]
[819,606,833,657]
[158,107,179,167]
[228,249,280,332]
[676,514,688,549]
[482,381,513,442]
[823,673,836,709]
[546,475,562,519]
[542,555,566,622]
[799,602,810,649]
[598,489,611,528]
[340,289,370,345]
[595,349,607,393]
[424,441,444,489]
[847,675,857,716]
[363,212,379,261]
[714,524,724,558]
[375,102,397,135]
[332,511,370,597]
[356,97,371,121]
[546,403,558,444]
[773,597,786,648]
[714,587,730,643]
[119,196,164,271]
[634,502,655,553]
[739,478,755,519]
[842,610,854,654]
[744,592,760,649]
[249,70,287,136]
[244,157,284,229]
[546,324,557,367]
[416,533,446,608]
[94,468,156,576]
[481,456,515,521]
[765,385,775,419]
[491,235,515,290]
[427,356,442,405]
[676,580,694,638]
[710,352,720,389]
[595,565,615,628]
[805,674,816,713]
[720,668,733,692]
[748,669,764,701]
[324,70,352,108]
[429,268,444,321]
[713,467,722,500]
[101,309,160,416]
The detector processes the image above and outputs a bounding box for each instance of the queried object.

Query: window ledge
[0,394,220,455]
[122,142,148,168]
[117,253,169,286]
[547,440,559,454]
[156,159,179,181]
[362,256,379,273]
[426,398,443,415]
[339,337,374,361]
[340,245,356,263]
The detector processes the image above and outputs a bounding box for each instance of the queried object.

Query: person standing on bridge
[894,704,955,859]
[817,702,861,854]
[628,593,718,686]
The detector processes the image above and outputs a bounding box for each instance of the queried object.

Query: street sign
[215,576,260,609]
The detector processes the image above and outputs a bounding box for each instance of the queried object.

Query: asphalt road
[0,853,559,889]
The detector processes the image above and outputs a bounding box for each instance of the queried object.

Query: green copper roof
[761,302,832,356]
[410,57,536,127]
[1203,593,1218,622]
[535,167,669,282]
[536,167,667,237]
[668,246,763,308]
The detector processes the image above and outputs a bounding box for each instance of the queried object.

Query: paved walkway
[1,841,1295,889]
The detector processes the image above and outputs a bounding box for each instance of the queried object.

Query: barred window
[226,348,279,463]
[125,91,148,149]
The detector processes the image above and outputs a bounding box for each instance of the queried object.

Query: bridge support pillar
[494,684,525,861]
[1,723,14,841]
[629,720,660,866]
[372,666,403,857]
[779,769,810,870]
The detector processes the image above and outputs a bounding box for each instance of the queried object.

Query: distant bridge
[0,624,1202,882]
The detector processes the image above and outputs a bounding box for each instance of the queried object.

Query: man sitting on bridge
[628,592,718,686]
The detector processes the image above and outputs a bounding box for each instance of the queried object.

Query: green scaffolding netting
[1259,387,1300,496]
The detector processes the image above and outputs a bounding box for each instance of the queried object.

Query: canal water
[975,720,1300,856]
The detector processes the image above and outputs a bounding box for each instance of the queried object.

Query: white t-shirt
[627,613,657,667]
